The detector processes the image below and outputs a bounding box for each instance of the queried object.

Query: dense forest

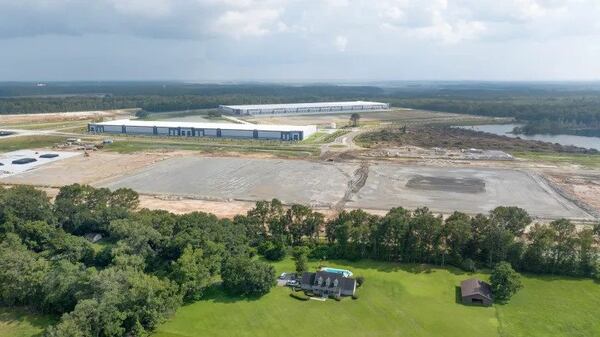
[1,82,600,134]
[1,185,598,337]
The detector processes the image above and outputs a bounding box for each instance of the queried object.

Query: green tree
[522,223,555,273]
[550,219,578,275]
[441,211,472,266]
[576,228,598,277]
[350,113,361,127]
[221,257,275,296]
[0,234,50,306]
[373,207,410,261]
[490,206,532,236]
[292,246,309,274]
[490,261,523,303]
[170,245,213,302]
[0,185,54,224]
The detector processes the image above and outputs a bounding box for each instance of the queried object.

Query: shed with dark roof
[460,278,493,306]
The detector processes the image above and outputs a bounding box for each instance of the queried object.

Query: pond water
[457,124,600,151]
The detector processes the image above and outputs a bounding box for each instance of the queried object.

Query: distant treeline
[1,82,600,131]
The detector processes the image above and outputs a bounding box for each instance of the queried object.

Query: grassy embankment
[512,152,600,169]
[103,135,321,158]
[2,258,599,337]
[302,129,350,144]
[0,136,68,153]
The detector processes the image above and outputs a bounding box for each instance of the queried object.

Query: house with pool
[300,267,357,297]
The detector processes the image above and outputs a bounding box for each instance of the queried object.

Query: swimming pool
[320,267,353,277]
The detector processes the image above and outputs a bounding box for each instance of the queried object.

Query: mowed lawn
[153,259,600,337]
[1,259,598,337]
[0,308,55,337]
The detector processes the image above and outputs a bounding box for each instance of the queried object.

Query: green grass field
[1,259,598,337]
[103,136,320,158]
[154,259,600,337]
[0,136,68,153]
[512,151,600,168]
[0,308,55,337]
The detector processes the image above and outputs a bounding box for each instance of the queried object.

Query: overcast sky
[1,0,600,81]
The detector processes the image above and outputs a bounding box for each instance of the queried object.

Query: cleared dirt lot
[243,109,492,127]
[103,157,355,208]
[1,152,168,187]
[102,156,593,220]
[348,165,591,219]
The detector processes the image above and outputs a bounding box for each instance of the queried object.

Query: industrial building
[88,119,317,141]
[219,101,390,116]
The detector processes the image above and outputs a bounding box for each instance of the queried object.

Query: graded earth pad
[103,157,356,207]
[102,156,593,220]
[348,165,592,219]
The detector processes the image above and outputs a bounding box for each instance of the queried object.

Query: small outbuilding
[460,278,493,306]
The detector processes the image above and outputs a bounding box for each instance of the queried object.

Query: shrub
[259,241,286,261]
[352,293,360,300]
[356,276,365,287]
[289,292,309,301]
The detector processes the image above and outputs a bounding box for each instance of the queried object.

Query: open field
[513,152,600,169]
[101,156,592,220]
[3,259,599,337]
[153,258,600,337]
[101,136,320,158]
[140,109,231,123]
[0,109,131,124]
[0,135,69,153]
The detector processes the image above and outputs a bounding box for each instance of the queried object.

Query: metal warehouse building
[219,101,390,116]
[88,119,317,141]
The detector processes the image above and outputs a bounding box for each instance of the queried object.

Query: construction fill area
[95,156,594,220]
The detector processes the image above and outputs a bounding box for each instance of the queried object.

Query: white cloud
[213,8,283,38]
[334,35,348,52]
[107,0,173,18]
[1,0,600,81]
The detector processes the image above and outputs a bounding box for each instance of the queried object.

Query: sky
[1,0,600,82]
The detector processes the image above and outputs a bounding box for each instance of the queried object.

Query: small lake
[457,124,600,151]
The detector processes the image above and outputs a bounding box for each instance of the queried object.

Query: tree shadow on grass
[195,283,264,305]
[320,258,478,276]
[0,307,56,337]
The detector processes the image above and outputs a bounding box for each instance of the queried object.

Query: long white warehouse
[219,101,390,116]
[88,119,317,141]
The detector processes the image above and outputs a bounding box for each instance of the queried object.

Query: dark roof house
[460,278,493,306]
[300,271,357,297]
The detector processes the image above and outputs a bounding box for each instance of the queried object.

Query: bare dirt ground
[100,156,593,220]
[0,109,132,124]
[243,109,496,127]
[138,195,258,217]
[544,171,600,217]
[1,151,169,187]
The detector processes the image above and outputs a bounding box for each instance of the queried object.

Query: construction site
[0,106,599,223]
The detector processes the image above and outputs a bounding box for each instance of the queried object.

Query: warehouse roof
[220,101,388,110]
[92,119,315,132]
